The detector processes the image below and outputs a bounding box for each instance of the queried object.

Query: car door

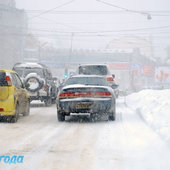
[11,73,26,113]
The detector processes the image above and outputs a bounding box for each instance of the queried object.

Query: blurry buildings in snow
[0,0,28,69]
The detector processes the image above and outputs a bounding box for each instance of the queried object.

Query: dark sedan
[56,75,118,122]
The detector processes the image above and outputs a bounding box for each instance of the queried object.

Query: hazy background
[15,0,170,59]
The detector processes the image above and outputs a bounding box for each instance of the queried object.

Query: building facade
[0,0,27,69]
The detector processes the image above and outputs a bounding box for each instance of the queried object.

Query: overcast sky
[15,0,170,58]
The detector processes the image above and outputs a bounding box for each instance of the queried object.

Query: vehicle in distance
[77,64,119,97]
[77,64,115,85]
[13,63,57,106]
[0,70,30,123]
[57,75,118,122]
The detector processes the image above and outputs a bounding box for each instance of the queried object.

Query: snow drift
[126,89,170,144]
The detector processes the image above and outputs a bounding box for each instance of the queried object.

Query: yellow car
[0,70,30,123]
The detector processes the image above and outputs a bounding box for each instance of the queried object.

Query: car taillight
[107,77,114,83]
[0,108,4,112]
[59,93,75,99]
[6,76,12,86]
[59,92,112,99]
[95,92,112,97]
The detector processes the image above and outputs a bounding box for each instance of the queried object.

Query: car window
[65,77,108,86]
[24,68,44,78]
[11,73,23,89]
[79,65,108,75]
[10,73,18,87]
[44,69,52,78]
[0,72,8,86]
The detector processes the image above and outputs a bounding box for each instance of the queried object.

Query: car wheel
[45,97,52,107]
[52,98,56,104]
[90,114,97,122]
[108,109,116,121]
[25,76,44,93]
[108,114,115,121]
[57,110,65,122]
[10,104,19,123]
[23,100,30,116]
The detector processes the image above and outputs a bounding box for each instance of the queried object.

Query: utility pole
[38,42,48,62]
[69,33,74,63]
[65,33,74,78]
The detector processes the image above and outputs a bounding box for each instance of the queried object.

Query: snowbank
[126,89,170,144]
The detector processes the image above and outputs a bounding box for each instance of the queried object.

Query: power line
[1,23,170,34]
[25,10,170,14]
[28,0,76,20]
[4,31,170,39]
[96,0,152,20]
[29,25,170,34]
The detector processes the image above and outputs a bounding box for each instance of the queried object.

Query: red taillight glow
[6,76,12,86]
[95,92,112,97]
[59,92,112,99]
[0,108,4,112]
[107,77,114,82]
[44,84,48,92]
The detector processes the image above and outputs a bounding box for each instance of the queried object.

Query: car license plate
[76,103,92,109]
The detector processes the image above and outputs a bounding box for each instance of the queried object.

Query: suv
[78,64,115,85]
[77,64,119,97]
[13,63,57,106]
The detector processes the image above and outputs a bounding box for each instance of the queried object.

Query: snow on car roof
[71,75,105,78]
[14,63,44,68]
[79,64,108,66]
[0,69,16,73]
[62,84,112,91]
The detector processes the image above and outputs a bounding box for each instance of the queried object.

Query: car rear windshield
[65,77,108,86]
[14,67,44,78]
[78,65,108,75]
[0,72,8,86]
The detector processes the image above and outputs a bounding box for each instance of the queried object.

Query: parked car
[77,64,119,97]
[57,75,118,122]
[12,62,57,106]
[0,69,30,123]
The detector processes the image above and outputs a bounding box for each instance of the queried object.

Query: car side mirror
[111,84,119,89]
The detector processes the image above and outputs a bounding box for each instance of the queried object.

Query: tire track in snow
[0,105,57,155]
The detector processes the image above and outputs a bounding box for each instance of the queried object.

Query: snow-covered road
[0,96,170,170]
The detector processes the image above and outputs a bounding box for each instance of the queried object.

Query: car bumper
[0,110,15,116]
[0,97,15,116]
[58,98,113,114]
[29,90,48,101]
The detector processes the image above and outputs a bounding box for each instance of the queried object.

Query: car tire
[23,100,30,116]
[45,97,52,107]
[108,114,115,121]
[52,98,56,104]
[108,109,116,121]
[57,111,65,122]
[90,114,97,122]
[10,104,19,123]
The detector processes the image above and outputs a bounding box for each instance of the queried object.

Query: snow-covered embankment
[126,89,170,144]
